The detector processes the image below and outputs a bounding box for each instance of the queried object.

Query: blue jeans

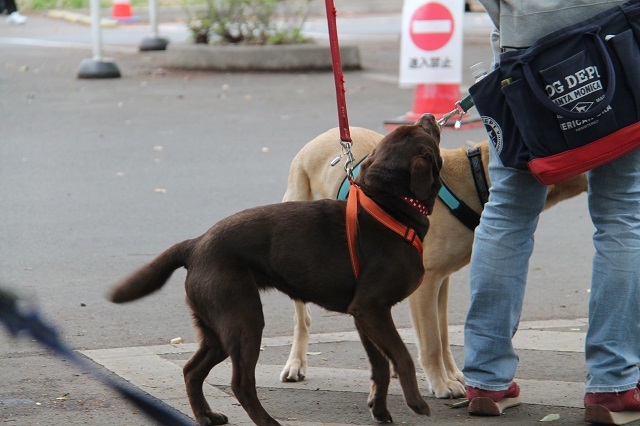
[463,141,640,393]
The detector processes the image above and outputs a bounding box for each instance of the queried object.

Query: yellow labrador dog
[280,127,588,398]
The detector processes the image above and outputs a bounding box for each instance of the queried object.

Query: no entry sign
[410,2,454,51]
[400,0,464,85]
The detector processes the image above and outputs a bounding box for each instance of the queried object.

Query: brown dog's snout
[415,114,440,140]
[417,113,436,122]
[416,113,436,126]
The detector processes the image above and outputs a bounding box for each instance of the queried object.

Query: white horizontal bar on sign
[411,20,452,34]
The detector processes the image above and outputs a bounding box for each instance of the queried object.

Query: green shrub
[185,0,311,45]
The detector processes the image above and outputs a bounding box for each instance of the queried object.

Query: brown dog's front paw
[197,411,228,425]
[408,398,431,416]
[371,409,393,424]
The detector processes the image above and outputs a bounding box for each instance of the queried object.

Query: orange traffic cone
[384,82,480,129]
[405,83,460,122]
[112,0,138,22]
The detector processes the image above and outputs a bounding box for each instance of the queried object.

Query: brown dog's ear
[355,149,375,184]
[410,155,434,199]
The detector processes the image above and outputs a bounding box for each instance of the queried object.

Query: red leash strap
[324,0,351,143]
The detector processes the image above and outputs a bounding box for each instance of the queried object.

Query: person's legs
[5,0,27,24]
[463,141,547,391]
[583,148,640,424]
[586,148,640,393]
[4,0,16,14]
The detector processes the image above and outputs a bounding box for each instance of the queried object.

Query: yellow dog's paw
[430,379,466,399]
[279,360,306,382]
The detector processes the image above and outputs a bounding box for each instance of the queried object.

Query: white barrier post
[77,0,121,78]
[140,0,169,51]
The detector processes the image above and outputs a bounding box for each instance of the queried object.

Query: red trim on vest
[346,183,423,279]
[528,122,640,185]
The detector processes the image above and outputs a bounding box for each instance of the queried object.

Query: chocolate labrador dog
[108,114,443,426]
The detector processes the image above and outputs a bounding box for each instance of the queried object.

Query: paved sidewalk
[83,318,590,425]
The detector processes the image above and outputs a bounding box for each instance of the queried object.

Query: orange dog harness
[346,183,423,279]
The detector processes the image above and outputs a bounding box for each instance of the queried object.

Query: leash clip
[438,95,475,129]
[437,100,466,129]
[331,139,356,180]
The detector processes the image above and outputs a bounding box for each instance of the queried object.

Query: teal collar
[336,153,483,231]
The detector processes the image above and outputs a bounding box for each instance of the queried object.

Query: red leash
[324,0,351,143]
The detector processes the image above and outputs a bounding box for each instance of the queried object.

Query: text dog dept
[545,65,611,131]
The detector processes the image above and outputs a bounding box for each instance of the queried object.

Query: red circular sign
[410,2,454,51]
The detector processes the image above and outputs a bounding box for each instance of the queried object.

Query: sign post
[387,0,465,125]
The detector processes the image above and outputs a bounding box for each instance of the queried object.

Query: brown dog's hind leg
[351,306,430,417]
[188,268,280,426]
[183,326,229,426]
[228,341,281,426]
[221,295,281,426]
[355,326,393,423]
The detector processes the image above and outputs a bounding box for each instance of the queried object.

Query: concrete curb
[46,9,119,27]
[162,42,361,72]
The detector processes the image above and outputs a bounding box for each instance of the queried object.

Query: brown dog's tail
[109,239,196,304]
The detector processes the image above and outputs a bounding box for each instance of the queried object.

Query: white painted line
[195,362,585,409]
[0,37,138,54]
[447,328,586,353]
[0,37,89,48]
[260,318,589,353]
[82,345,252,424]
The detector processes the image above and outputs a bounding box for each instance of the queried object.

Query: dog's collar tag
[402,197,431,217]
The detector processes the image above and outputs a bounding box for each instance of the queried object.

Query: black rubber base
[77,58,121,79]
[139,37,169,52]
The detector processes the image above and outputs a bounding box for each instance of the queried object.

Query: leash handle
[325,0,351,143]
[0,286,192,426]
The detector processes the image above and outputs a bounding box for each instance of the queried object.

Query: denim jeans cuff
[585,382,638,394]
[464,378,514,392]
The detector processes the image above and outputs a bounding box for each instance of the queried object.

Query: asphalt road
[0,8,597,426]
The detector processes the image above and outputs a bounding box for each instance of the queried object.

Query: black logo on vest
[481,116,503,155]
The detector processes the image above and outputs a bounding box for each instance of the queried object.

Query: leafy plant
[188,17,213,43]
[268,27,306,45]
[185,0,311,45]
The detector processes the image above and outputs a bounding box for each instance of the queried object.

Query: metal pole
[90,0,102,60]
[149,0,158,38]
